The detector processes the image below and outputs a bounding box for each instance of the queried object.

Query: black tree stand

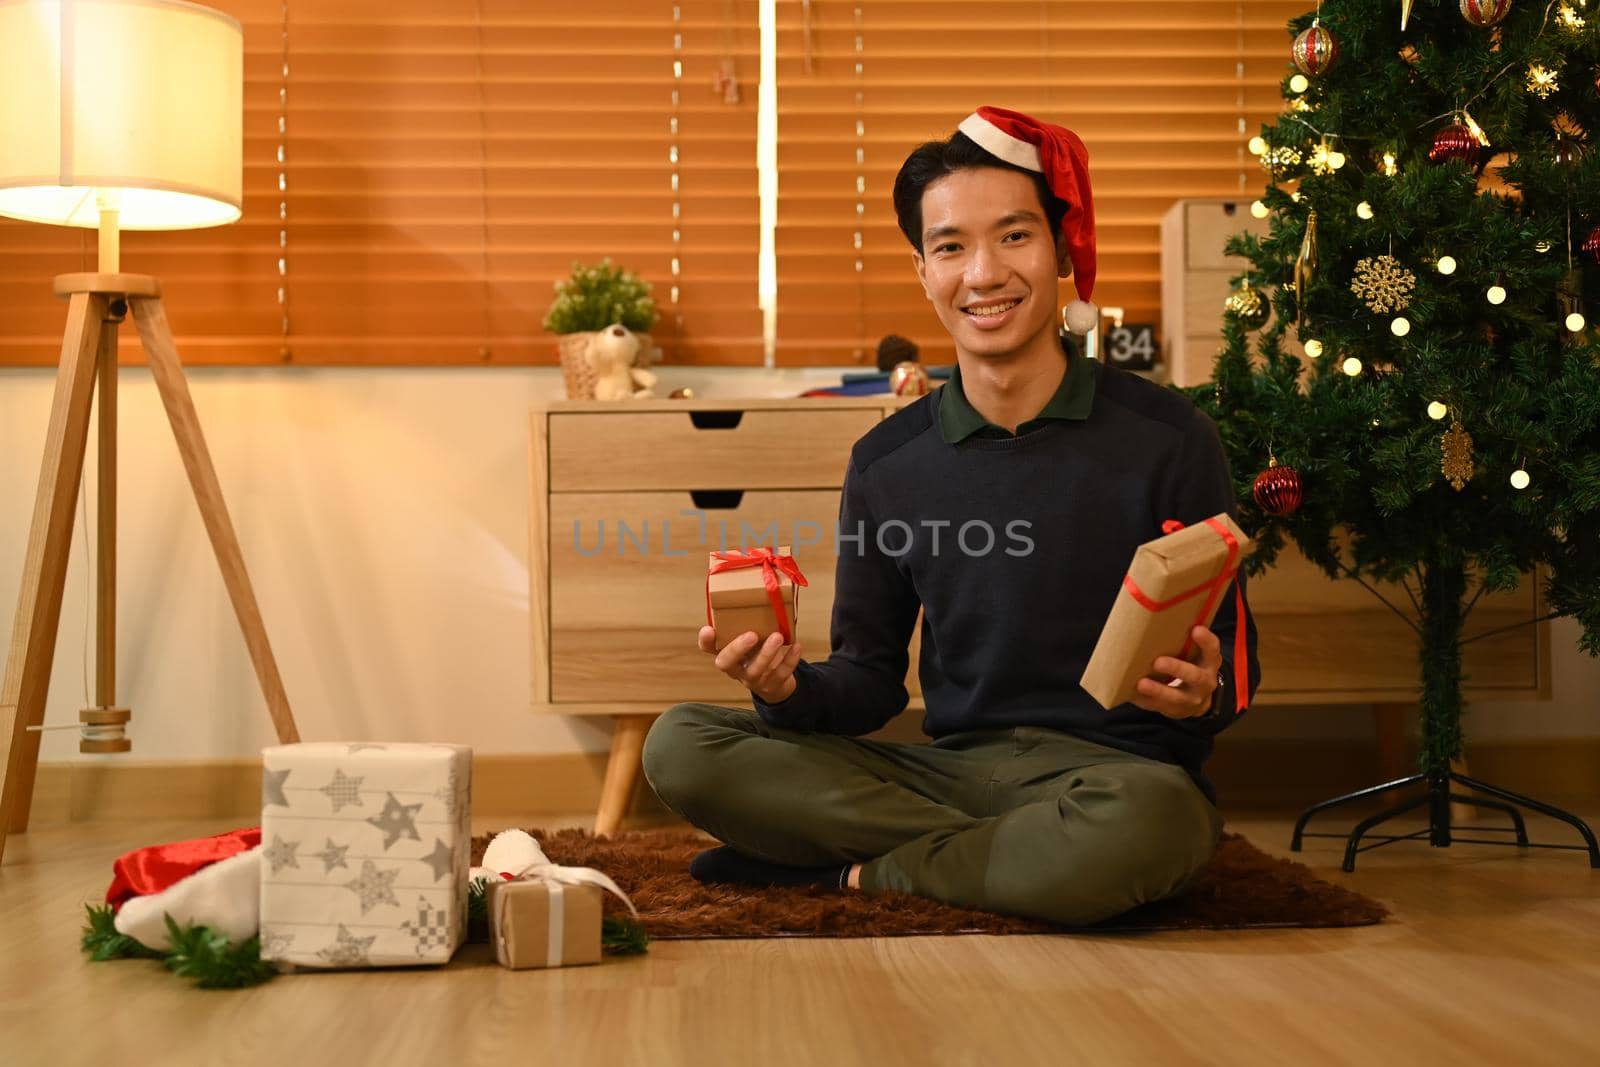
[1287,552,1600,872]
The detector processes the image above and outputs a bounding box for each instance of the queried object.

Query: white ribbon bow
[471,830,638,967]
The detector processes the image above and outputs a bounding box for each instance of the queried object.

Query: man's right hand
[699,626,803,705]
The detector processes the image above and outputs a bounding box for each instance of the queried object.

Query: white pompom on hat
[956,105,1100,335]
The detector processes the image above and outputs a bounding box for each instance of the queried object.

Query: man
[641,107,1260,926]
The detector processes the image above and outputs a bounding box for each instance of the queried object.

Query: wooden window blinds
[773,0,1306,365]
[0,0,763,366]
[1,1,1302,368]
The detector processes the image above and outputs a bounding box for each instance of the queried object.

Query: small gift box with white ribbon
[1081,513,1254,712]
[472,830,639,971]
[705,544,808,652]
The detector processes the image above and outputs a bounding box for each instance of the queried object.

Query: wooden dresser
[530,396,1550,834]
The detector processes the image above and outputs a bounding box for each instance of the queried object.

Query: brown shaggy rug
[471,828,1388,937]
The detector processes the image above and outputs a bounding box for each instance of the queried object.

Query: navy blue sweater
[754,353,1261,804]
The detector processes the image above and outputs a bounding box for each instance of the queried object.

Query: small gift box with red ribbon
[705,545,809,652]
[1081,514,1254,712]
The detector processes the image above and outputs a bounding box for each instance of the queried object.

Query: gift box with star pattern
[258,742,472,969]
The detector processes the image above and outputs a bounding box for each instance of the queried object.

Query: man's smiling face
[912,167,1068,360]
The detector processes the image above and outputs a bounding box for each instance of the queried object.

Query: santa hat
[956,106,1100,335]
[106,827,263,951]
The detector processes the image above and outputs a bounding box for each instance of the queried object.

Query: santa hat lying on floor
[104,827,263,950]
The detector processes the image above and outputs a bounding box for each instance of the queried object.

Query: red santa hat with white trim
[956,106,1100,335]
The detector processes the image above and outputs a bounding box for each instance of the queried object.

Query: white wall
[3,365,1595,763]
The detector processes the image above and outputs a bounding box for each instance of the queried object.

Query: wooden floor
[2,805,1597,1067]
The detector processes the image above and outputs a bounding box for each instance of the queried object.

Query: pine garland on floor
[81,882,648,989]
[82,905,277,989]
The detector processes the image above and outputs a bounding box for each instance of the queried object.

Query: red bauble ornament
[1292,21,1339,77]
[1429,123,1480,165]
[1583,223,1600,265]
[1459,0,1512,27]
[1253,459,1303,517]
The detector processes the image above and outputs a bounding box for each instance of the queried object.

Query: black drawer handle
[688,411,744,430]
[690,490,744,509]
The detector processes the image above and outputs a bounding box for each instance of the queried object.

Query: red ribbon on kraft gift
[704,546,809,644]
[1120,518,1249,714]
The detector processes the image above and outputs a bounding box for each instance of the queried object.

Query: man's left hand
[1132,625,1221,720]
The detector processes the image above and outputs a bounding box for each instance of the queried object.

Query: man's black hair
[891,131,1069,255]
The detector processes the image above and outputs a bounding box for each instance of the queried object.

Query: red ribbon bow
[704,546,809,644]
[1120,518,1250,714]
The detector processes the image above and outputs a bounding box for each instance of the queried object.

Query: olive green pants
[640,702,1223,927]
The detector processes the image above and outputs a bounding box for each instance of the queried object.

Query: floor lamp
[0,0,300,866]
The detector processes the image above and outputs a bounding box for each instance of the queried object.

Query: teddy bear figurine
[586,323,658,401]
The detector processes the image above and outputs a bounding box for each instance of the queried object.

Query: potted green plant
[543,259,660,399]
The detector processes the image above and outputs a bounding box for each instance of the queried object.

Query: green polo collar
[938,335,1097,444]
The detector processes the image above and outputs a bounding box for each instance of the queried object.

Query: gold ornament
[889,361,930,397]
[1259,145,1304,171]
[1350,255,1417,314]
[1556,3,1585,31]
[1295,210,1319,332]
[1441,419,1475,491]
[1526,65,1559,98]
[1401,0,1415,29]
[1224,281,1271,328]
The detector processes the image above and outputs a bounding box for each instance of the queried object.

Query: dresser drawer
[547,408,878,492]
[548,490,844,703]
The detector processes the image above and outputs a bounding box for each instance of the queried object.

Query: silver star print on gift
[259,742,472,969]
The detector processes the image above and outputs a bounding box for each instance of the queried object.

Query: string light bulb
[1380,152,1398,177]
[1328,150,1346,170]
[1248,135,1267,156]
[1289,73,1310,93]
[1391,316,1411,336]
[1342,357,1363,376]
[1436,255,1457,274]
[1510,469,1531,490]
[1487,284,1507,305]
[1535,240,1552,253]
[1428,401,1448,420]
[1304,338,1324,357]
[1250,199,1269,219]
[1356,201,1374,219]
[1568,311,1587,332]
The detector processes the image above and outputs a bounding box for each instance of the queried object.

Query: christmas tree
[1185,1,1600,798]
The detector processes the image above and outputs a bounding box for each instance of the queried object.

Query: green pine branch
[81,905,276,990]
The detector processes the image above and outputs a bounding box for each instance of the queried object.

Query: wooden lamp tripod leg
[0,294,107,863]
[129,296,300,747]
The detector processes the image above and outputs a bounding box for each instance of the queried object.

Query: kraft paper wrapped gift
[473,828,642,971]
[258,742,472,969]
[1080,514,1253,711]
[488,880,604,970]
[705,545,808,652]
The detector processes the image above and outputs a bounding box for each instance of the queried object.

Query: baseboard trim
[23,739,1597,825]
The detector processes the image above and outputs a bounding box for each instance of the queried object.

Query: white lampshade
[0,0,242,231]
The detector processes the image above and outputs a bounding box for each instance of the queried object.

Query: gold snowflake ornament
[1350,255,1417,314]
[1259,146,1304,171]
[1526,65,1559,99]
[1441,419,1475,491]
